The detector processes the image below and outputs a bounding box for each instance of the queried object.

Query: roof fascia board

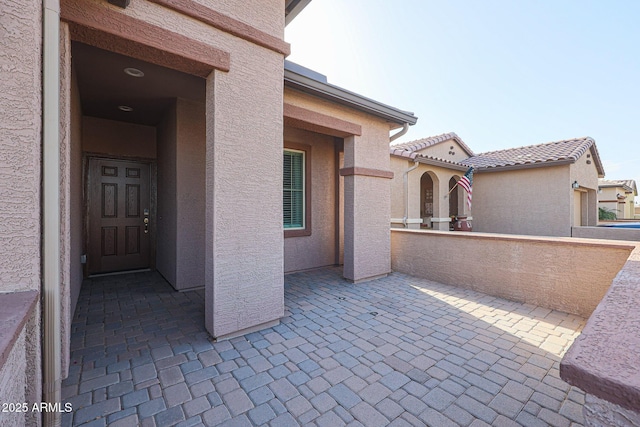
[284,69,417,126]
[471,158,573,173]
[285,0,312,26]
[414,157,469,172]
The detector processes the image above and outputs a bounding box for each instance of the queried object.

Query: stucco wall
[82,116,157,159]
[156,103,178,285]
[411,138,472,161]
[70,53,84,322]
[389,157,408,221]
[570,150,599,191]
[390,157,467,230]
[560,245,640,418]
[0,293,41,427]
[172,0,285,338]
[570,152,599,226]
[391,229,632,317]
[200,0,284,38]
[175,98,205,289]
[473,165,571,236]
[157,99,206,290]
[0,329,27,427]
[0,0,43,420]
[0,0,42,293]
[284,127,337,273]
[284,88,394,282]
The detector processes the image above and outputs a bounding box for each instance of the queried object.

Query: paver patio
[61,267,586,426]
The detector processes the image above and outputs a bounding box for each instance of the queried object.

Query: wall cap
[560,245,640,412]
[390,228,637,251]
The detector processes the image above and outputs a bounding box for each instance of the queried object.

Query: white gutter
[389,123,409,143]
[403,161,420,227]
[42,0,61,425]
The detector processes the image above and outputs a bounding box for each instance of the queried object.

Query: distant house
[389,133,475,230]
[598,179,638,219]
[390,134,605,237]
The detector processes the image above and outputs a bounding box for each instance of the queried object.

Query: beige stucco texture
[0,294,41,427]
[0,329,27,427]
[473,166,571,236]
[0,0,42,292]
[391,229,632,318]
[284,88,395,282]
[83,116,157,159]
[284,127,338,273]
[201,16,285,338]
[157,99,206,291]
[412,138,471,162]
[390,157,468,230]
[0,0,44,421]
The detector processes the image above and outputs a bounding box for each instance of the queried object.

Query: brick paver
[62,268,585,426]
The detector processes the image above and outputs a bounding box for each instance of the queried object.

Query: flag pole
[447,181,459,195]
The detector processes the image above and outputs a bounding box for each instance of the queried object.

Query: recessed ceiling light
[118,105,134,112]
[124,67,144,77]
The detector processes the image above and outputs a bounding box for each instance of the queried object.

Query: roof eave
[284,68,418,126]
[414,156,469,172]
[285,0,312,26]
[470,158,574,173]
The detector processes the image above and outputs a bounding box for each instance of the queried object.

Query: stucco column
[342,133,392,282]
[204,51,284,339]
[433,175,451,231]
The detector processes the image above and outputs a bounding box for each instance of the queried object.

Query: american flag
[457,167,474,209]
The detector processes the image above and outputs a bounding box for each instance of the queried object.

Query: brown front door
[88,157,151,274]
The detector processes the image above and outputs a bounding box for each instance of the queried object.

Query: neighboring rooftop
[389,147,470,171]
[390,132,475,157]
[599,178,638,195]
[460,137,605,176]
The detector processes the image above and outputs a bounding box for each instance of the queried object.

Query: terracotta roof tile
[390,132,475,157]
[460,137,605,176]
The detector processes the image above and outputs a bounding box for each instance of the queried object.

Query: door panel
[88,158,151,274]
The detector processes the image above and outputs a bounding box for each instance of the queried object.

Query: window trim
[284,142,311,238]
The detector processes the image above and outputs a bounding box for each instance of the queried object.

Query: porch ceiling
[72,42,205,126]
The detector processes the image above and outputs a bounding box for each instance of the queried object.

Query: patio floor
[61,268,586,427]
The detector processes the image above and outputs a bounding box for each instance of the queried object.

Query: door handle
[144,217,149,233]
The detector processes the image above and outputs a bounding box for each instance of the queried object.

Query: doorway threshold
[89,268,151,278]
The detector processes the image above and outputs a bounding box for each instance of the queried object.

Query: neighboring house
[389,133,475,230]
[0,0,416,421]
[598,179,638,219]
[391,134,605,237]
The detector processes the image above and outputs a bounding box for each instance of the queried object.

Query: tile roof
[460,137,605,176]
[389,148,470,171]
[390,132,475,157]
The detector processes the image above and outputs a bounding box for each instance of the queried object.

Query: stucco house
[598,179,638,219]
[0,0,416,422]
[389,133,475,230]
[390,133,605,237]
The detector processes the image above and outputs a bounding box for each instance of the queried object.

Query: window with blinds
[283,149,305,229]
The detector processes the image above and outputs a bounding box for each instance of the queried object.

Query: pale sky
[285,0,640,201]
